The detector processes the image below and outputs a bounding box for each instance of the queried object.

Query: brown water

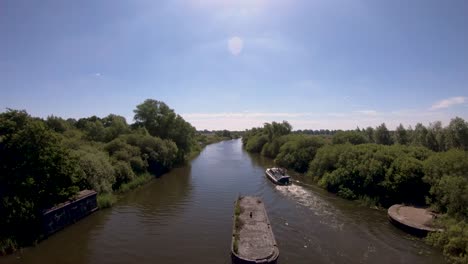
[1,139,445,264]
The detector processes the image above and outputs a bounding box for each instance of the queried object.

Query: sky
[1,0,468,130]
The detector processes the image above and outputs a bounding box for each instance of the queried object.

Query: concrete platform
[388,204,442,236]
[231,196,279,264]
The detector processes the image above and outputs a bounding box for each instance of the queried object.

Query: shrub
[97,193,117,209]
[275,135,325,172]
[245,134,268,153]
[423,150,468,218]
[73,148,116,194]
[426,217,468,264]
[112,161,136,190]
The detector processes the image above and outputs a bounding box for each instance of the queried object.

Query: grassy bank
[97,173,153,208]
[97,137,230,209]
[0,99,206,255]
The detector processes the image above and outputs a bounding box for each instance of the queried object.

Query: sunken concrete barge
[388,204,442,237]
[231,196,279,264]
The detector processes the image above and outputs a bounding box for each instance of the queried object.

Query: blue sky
[1,0,467,130]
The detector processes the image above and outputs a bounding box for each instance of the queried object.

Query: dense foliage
[309,144,432,206]
[0,99,211,253]
[0,110,81,246]
[243,117,468,263]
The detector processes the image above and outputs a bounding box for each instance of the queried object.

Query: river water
[2,139,444,264]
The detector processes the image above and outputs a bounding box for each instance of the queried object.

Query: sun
[228,36,243,56]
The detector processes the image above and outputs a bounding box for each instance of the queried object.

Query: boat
[231,196,279,264]
[265,167,291,185]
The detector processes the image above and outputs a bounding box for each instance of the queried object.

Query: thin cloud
[183,112,311,119]
[354,110,378,116]
[182,110,466,130]
[431,96,466,110]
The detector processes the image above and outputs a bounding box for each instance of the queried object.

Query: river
[1,139,444,264]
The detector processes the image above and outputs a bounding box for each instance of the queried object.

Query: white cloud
[182,109,468,131]
[228,36,244,55]
[94,73,102,77]
[431,96,466,110]
[354,110,378,116]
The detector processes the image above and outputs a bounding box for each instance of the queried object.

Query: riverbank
[97,138,230,209]
[0,100,230,256]
[97,173,154,209]
[242,121,468,263]
[0,139,444,264]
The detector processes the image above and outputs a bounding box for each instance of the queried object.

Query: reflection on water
[1,139,444,264]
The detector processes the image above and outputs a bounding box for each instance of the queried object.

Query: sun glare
[228,36,244,55]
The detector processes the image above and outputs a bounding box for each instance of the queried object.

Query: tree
[263,121,292,142]
[102,114,129,142]
[275,135,325,172]
[332,131,368,145]
[134,99,196,160]
[133,99,176,139]
[445,117,468,150]
[423,150,468,218]
[365,127,375,143]
[0,110,81,242]
[411,123,428,147]
[46,115,70,133]
[394,124,409,145]
[432,121,446,152]
[374,123,392,145]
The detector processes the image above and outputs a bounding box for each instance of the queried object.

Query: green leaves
[133,99,196,161]
[0,110,81,243]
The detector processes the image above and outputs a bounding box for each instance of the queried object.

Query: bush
[332,131,368,145]
[73,148,116,194]
[423,150,468,218]
[245,134,268,153]
[310,144,433,206]
[97,193,117,209]
[0,110,81,243]
[112,161,136,190]
[426,217,468,264]
[129,156,148,173]
[118,174,153,193]
[275,135,325,172]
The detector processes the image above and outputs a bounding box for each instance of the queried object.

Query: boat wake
[274,183,344,230]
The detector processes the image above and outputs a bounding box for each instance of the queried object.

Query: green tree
[365,127,375,143]
[411,123,428,147]
[374,123,392,145]
[134,99,176,139]
[134,99,196,160]
[264,121,292,142]
[423,150,468,218]
[45,115,70,133]
[394,124,409,145]
[445,117,468,150]
[102,114,129,142]
[0,110,81,242]
[275,135,325,173]
[430,121,447,152]
[332,131,368,145]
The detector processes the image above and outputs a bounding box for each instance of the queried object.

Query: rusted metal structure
[41,190,98,237]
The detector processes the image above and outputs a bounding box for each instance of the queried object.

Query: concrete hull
[231,196,279,264]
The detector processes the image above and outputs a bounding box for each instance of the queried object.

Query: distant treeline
[294,129,339,135]
[242,118,468,264]
[198,129,243,139]
[0,99,217,254]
